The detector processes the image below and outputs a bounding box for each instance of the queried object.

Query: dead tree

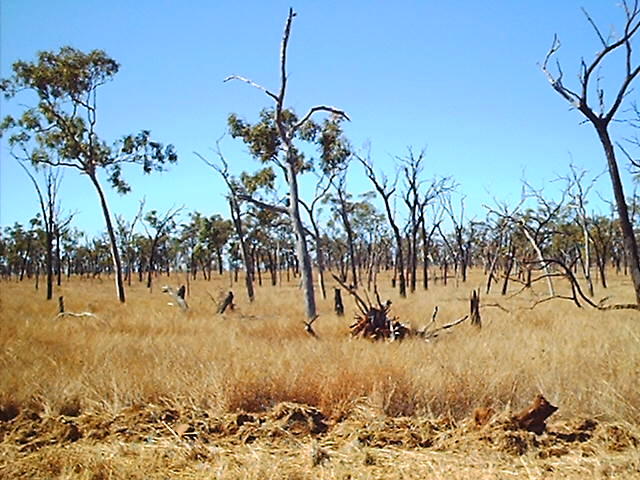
[442,195,474,284]
[401,149,424,294]
[501,239,516,296]
[19,163,63,300]
[541,0,640,304]
[331,172,359,289]
[334,274,469,341]
[333,273,398,340]
[116,199,145,287]
[564,164,602,297]
[486,186,564,298]
[400,149,453,293]
[357,153,407,297]
[526,258,640,311]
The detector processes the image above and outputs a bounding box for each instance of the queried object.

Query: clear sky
[1,0,638,236]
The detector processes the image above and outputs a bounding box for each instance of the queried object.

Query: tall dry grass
[1,269,639,424]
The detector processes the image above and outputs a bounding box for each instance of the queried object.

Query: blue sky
[1,0,638,236]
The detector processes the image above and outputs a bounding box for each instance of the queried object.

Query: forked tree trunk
[89,173,126,303]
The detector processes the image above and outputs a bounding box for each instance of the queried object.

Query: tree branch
[294,105,350,132]
[223,75,279,103]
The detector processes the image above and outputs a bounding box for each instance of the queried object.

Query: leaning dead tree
[526,258,640,311]
[541,0,640,304]
[225,8,350,321]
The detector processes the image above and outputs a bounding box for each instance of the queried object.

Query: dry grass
[1,269,639,478]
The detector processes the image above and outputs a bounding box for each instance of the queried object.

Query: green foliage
[317,117,351,175]
[240,167,276,194]
[7,47,119,100]
[1,46,177,194]
[227,108,350,175]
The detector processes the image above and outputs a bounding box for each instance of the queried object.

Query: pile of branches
[349,296,408,341]
[331,274,407,340]
[333,275,472,341]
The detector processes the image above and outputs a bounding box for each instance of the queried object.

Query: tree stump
[470,289,481,327]
[513,394,558,434]
[218,291,235,314]
[334,288,344,316]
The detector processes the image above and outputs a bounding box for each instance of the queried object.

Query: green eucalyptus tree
[1,46,177,302]
[225,8,350,321]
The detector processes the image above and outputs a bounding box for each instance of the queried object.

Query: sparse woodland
[1,3,640,480]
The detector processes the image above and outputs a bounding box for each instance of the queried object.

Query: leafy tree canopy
[228,108,350,176]
[0,46,177,194]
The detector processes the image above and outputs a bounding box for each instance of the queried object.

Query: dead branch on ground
[162,285,189,311]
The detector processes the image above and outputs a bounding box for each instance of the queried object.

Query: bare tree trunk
[229,197,254,302]
[501,241,514,295]
[520,226,555,297]
[56,228,62,287]
[541,5,640,303]
[45,229,53,300]
[581,226,595,297]
[217,248,224,275]
[317,253,327,300]
[89,173,125,303]
[596,125,640,302]
[286,161,317,319]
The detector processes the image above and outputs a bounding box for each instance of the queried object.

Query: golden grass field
[1,269,639,479]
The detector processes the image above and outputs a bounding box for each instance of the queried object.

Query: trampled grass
[1,269,639,478]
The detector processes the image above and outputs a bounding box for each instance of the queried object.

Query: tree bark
[89,173,126,303]
[286,161,317,320]
[595,124,640,303]
[228,197,254,302]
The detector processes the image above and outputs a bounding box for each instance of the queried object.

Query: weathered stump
[334,288,344,317]
[470,289,481,327]
[218,291,235,314]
